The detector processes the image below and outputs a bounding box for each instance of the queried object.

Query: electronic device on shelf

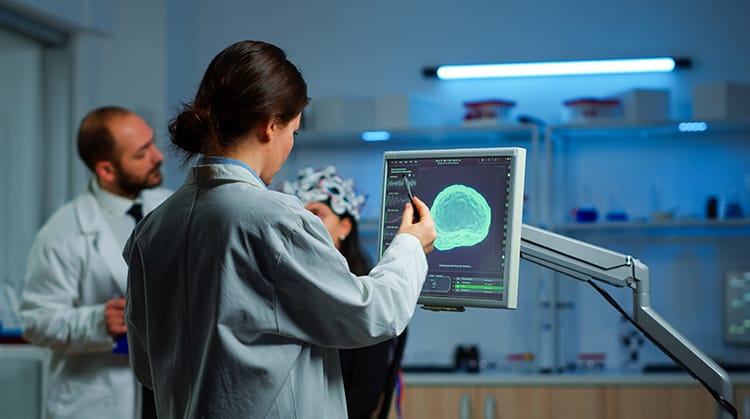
[724,267,750,346]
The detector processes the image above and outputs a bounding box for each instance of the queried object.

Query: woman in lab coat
[123,40,436,419]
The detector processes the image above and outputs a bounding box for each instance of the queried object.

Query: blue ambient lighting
[435,57,678,80]
[361,130,391,142]
[677,121,708,132]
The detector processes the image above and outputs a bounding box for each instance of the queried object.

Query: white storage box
[461,99,516,126]
[308,97,375,131]
[308,95,440,131]
[618,89,670,122]
[374,95,440,129]
[562,98,622,123]
[692,81,750,120]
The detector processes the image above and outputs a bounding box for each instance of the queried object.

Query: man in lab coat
[20,106,172,419]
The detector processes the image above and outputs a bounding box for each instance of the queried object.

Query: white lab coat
[21,181,171,419]
[124,163,428,419]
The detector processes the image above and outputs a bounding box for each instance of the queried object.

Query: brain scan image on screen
[431,184,491,251]
[379,148,526,309]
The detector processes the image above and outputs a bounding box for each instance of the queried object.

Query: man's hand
[397,197,437,254]
[105,297,127,337]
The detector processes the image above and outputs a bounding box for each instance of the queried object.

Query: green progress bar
[454,284,503,291]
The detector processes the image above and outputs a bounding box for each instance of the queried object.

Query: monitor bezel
[378,147,526,310]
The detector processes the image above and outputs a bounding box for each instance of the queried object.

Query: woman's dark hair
[338,214,372,276]
[168,40,309,164]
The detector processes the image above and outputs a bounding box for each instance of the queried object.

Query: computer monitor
[724,267,750,345]
[378,147,526,310]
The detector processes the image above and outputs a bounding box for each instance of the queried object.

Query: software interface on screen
[379,147,525,309]
[725,268,750,345]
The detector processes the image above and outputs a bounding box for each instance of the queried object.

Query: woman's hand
[397,197,437,254]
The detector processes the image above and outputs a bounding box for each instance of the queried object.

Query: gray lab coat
[124,163,428,418]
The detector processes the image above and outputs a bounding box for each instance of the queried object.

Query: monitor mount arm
[520,224,735,419]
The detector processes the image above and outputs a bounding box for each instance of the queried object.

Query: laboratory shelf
[542,119,750,228]
[295,123,539,149]
[552,217,750,235]
[536,120,750,384]
[546,119,750,141]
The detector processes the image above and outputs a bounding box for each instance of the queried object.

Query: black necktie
[127,203,143,223]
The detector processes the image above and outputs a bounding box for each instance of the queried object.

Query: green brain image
[430,184,491,251]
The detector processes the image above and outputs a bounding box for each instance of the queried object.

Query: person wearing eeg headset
[282,166,407,419]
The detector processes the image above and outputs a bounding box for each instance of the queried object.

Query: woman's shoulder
[219,186,308,223]
[253,188,306,214]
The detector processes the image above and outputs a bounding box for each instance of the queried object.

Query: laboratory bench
[2,344,748,418]
[388,371,750,419]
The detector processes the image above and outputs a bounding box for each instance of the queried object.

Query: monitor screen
[378,147,526,310]
[724,267,750,345]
